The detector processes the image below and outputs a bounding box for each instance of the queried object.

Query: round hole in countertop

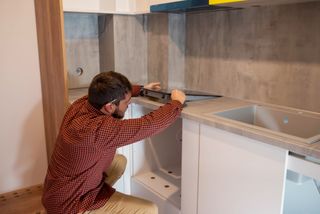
[168,171,173,174]
[150,176,156,179]
[164,185,170,188]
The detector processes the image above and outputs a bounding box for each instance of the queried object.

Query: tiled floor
[0,185,45,214]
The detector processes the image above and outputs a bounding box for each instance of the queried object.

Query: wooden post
[34,0,68,161]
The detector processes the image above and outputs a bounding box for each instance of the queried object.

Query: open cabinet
[130,103,183,214]
[284,154,320,214]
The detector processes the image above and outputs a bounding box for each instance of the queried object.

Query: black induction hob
[142,88,221,103]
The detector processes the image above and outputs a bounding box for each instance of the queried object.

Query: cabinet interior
[131,104,182,212]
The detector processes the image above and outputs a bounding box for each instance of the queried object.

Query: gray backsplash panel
[64,13,100,89]
[185,2,320,112]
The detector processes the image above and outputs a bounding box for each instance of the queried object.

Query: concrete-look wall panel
[64,13,100,88]
[186,2,320,112]
[65,38,100,88]
[168,13,186,89]
[99,15,115,73]
[147,14,169,88]
[114,15,148,85]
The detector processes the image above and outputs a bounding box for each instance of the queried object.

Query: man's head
[88,71,132,119]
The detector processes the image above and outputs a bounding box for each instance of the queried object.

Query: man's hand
[144,82,161,91]
[171,89,186,105]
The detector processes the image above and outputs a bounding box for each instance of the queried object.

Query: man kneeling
[42,71,185,214]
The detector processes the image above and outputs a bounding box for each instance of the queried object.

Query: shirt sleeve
[96,100,183,150]
[131,85,143,97]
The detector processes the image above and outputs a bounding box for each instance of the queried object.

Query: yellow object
[209,0,246,5]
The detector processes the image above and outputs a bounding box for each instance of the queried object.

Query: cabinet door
[63,0,112,13]
[284,154,320,214]
[113,104,133,194]
[181,119,200,214]
[63,0,182,13]
[198,124,288,214]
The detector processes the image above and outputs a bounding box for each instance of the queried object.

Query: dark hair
[88,71,132,109]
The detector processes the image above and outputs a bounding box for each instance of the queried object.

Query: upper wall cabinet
[209,0,320,7]
[63,0,182,14]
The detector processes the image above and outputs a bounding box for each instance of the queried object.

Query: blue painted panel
[150,0,213,12]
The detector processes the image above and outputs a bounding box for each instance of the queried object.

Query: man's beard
[112,107,124,119]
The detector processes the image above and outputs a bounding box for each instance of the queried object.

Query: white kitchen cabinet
[130,103,182,214]
[63,0,114,13]
[128,102,291,214]
[63,0,144,14]
[112,104,134,194]
[129,105,201,214]
[287,154,320,181]
[63,0,181,14]
[181,119,200,214]
[198,124,288,214]
[283,154,320,214]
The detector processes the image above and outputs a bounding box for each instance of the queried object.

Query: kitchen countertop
[69,88,320,159]
[134,96,320,160]
[69,87,88,103]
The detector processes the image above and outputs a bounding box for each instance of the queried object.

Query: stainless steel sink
[214,105,320,144]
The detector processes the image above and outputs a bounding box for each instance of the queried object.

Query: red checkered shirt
[42,87,183,214]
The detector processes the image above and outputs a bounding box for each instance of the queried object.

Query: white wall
[0,0,48,194]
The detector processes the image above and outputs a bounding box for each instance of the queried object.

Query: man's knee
[143,201,158,214]
[113,154,127,176]
[115,154,127,167]
[148,203,158,214]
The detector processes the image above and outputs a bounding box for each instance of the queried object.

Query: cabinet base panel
[131,171,181,214]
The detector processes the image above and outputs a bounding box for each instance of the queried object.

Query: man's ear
[103,103,115,114]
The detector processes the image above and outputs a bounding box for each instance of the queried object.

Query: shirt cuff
[132,85,144,97]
